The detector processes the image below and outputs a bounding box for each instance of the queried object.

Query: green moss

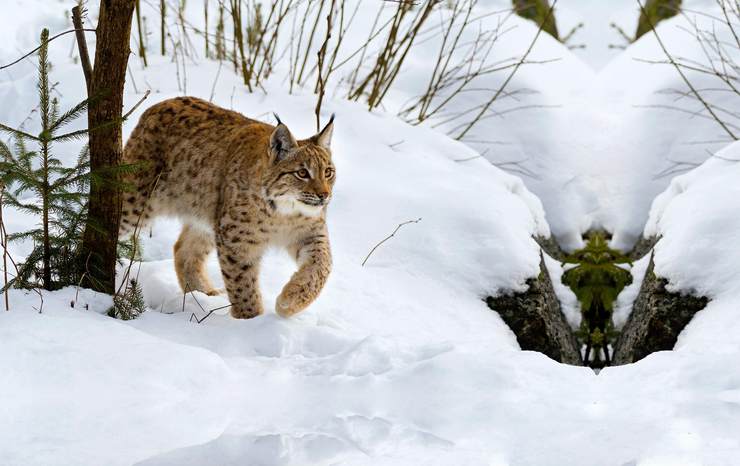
[561,231,633,368]
[513,0,559,40]
[635,0,682,40]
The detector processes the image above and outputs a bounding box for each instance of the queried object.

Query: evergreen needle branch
[0,123,39,142]
[362,217,422,266]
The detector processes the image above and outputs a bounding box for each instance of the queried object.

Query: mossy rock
[487,252,582,365]
[612,253,708,365]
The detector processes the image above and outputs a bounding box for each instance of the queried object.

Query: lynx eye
[295,168,310,180]
[324,167,334,178]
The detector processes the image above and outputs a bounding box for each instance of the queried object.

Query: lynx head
[264,115,335,217]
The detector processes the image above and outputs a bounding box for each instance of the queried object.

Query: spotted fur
[120,97,335,318]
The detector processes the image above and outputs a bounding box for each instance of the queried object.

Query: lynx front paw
[206,287,226,296]
[230,303,263,319]
[275,287,308,318]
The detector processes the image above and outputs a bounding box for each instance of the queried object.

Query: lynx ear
[270,119,298,162]
[313,114,334,149]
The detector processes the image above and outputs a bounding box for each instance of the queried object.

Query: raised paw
[205,287,226,297]
[275,285,308,318]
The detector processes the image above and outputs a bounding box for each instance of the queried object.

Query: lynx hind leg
[174,224,220,296]
[119,175,156,239]
[119,191,155,239]
[119,131,163,239]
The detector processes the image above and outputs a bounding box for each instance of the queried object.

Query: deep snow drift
[3,1,740,465]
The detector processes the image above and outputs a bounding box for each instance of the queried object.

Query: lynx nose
[317,191,329,201]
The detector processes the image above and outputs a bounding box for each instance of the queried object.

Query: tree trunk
[79,0,136,294]
[42,142,51,290]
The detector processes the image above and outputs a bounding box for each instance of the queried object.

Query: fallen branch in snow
[189,303,232,323]
[455,154,485,162]
[387,140,405,151]
[362,218,422,266]
[183,284,232,323]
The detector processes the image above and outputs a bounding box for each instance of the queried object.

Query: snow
[2,0,734,251]
[613,253,651,329]
[3,0,740,464]
[645,141,740,300]
[644,141,740,353]
[0,289,233,466]
[382,0,740,251]
[544,253,581,328]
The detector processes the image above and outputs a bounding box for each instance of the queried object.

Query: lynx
[120,97,335,319]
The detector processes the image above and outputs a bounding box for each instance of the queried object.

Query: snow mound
[122,91,551,345]
[0,289,233,466]
[1,50,575,463]
[645,140,740,300]
[4,2,740,464]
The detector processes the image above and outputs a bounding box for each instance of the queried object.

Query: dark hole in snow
[488,234,708,369]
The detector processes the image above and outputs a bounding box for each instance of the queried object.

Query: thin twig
[638,0,737,140]
[455,0,558,139]
[362,217,422,266]
[122,90,152,121]
[209,60,224,102]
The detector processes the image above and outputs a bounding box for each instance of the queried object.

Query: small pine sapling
[0,29,93,291]
[109,278,146,320]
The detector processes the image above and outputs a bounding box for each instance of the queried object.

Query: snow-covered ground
[3,0,740,465]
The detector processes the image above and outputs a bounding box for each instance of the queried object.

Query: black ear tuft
[270,123,298,162]
[314,114,335,149]
[273,113,282,125]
